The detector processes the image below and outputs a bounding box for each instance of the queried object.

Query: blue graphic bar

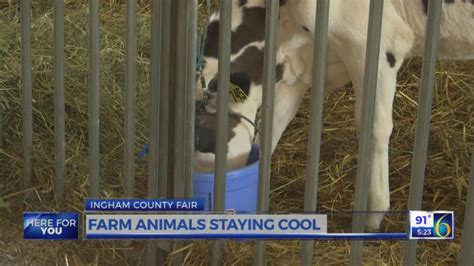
[85,198,205,211]
[24,212,78,240]
[86,233,408,240]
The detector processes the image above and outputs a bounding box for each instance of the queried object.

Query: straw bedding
[1,0,472,264]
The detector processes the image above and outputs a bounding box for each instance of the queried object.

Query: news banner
[23,199,454,240]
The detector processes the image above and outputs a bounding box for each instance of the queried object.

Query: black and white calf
[193,0,474,231]
[194,0,308,171]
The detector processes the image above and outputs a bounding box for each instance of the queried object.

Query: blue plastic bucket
[193,144,259,212]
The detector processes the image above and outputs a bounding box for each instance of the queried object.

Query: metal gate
[14,0,474,265]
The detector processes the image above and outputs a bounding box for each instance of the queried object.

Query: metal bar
[173,0,187,199]
[148,0,161,201]
[253,1,280,265]
[21,0,33,187]
[88,0,100,197]
[146,0,162,264]
[349,0,384,264]
[53,0,65,203]
[211,0,232,264]
[172,1,188,264]
[460,150,474,266]
[123,0,137,197]
[300,0,330,264]
[159,0,171,198]
[177,2,198,264]
[402,1,443,264]
[155,1,172,263]
[167,0,178,201]
[184,0,197,198]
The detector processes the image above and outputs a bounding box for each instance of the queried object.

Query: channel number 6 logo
[434,214,452,238]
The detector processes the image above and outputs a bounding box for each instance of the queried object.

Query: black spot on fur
[386,52,396,67]
[203,21,219,57]
[194,109,241,154]
[228,46,284,85]
[194,125,215,153]
[239,0,247,7]
[230,46,264,84]
[301,26,310,32]
[445,0,455,3]
[279,0,287,6]
[203,7,266,58]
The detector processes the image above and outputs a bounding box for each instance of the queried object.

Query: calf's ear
[229,72,251,103]
[230,72,251,95]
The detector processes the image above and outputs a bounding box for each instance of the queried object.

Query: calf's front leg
[338,41,407,231]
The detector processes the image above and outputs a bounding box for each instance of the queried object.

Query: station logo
[409,211,454,240]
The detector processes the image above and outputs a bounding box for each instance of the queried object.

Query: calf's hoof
[364,212,385,232]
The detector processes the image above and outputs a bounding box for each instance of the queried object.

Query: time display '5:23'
[416,228,432,236]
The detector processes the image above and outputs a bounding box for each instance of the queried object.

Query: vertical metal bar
[172,1,188,264]
[175,2,198,264]
[54,0,65,203]
[184,0,197,198]
[123,0,137,197]
[157,0,174,265]
[21,0,33,187]
[159,0,171,198]
[173,0,187,199]
[300,0,330,264]
[211,0,232,264]
[148,0,161,201]
[253,1,279,265]
[166,0,178,199]
[167,0,178,200]
[402,1,443,264]
[349,0,384,264]
[460,150,474,266]
[88,0,100,197]
[146,0,162,264]
[156,1,172,263]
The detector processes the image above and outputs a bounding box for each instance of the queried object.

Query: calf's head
[193,3,271,172]
[194,50,270,172]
